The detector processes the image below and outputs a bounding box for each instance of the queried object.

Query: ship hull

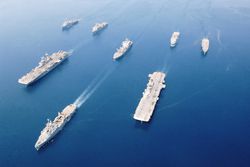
[92,24,108,34]
[35,116,72,150]
[170,32,180,48]
[202,44,209,54]
[202,49,208,55]
[170,43,176,47]
[170,38,178,47]
[92,28,105,34]
[62,21,79,30]
[35,127,61,150]
[113,45,132,60]
[201,39,209,55]
[19,55,69,86]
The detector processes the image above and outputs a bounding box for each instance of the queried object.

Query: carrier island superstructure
[133,72,166,122]
[113,38,133,60]
[18,51,70,85]
[35,104,77,150]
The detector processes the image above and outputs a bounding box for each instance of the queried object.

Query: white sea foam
[73,65,115,108]
[216,29,222,45]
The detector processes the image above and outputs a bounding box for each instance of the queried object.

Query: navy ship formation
[18,18,211,150]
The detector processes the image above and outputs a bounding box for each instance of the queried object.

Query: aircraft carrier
[92,22,108,33]
[35,104,77,150]
[113,38,133,60]
[18,51,70,85]
[133,72,166,122]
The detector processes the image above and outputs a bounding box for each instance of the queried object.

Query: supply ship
[201,38,209,54]
[35,104,77,150]
[92,22,108,33]
[170,32,180,47]
[133,72,166,122]
[18,51,70,85]
[62,19,80,30]
[113,38,133,60]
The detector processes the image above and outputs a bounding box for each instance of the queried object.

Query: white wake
[73,66,115,108]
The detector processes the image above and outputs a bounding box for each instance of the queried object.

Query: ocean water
[1,0,250,166]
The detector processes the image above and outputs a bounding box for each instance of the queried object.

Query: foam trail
[216,29,222,46]
[161,55,171,72]
[73,68,107,107]
[68,49,74,55]
[73,88,90,107]
[162,67,171,76]
[161,49,173,73]
[70,38,94,54]
[73,66,115,108]
[71,42,83,53]
[158,83,215,111]
[75,76,106,107]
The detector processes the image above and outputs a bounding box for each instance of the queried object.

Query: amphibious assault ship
[133,72,166,122]
[201,38,209,54]
[113,38,133,60]
[62,19,80,30]
[170,32,180,47]
[92,22,108,33]
[18,51,70,85]
[35,104,77,150]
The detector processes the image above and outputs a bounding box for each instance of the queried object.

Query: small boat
[92,22,108,33]
[62,19,80,30]
[113,38,133,60]
[201,38,209,54]
[170,32,180,47]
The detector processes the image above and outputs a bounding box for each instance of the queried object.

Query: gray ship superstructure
[170,32,180,47]
[133,72,166,122]
[35,104,77,150]
[201,38,209,54]
[18,51,70,85]
[92,22,108,33]
[62,19,80,30]
[113,38,133,60]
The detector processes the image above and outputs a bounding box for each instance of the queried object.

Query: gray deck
[133,72,166,122]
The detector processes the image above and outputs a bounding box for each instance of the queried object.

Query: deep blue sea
[1,0,250,166]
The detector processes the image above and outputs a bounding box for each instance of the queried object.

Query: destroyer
[18,51,70,85]
[113,38,133,60]
[35,104,77,150]
[133,72,166,122]
[62,19,80,30]
[170,32,180,47]
[92,22,108,33]
[201,38,209,54]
